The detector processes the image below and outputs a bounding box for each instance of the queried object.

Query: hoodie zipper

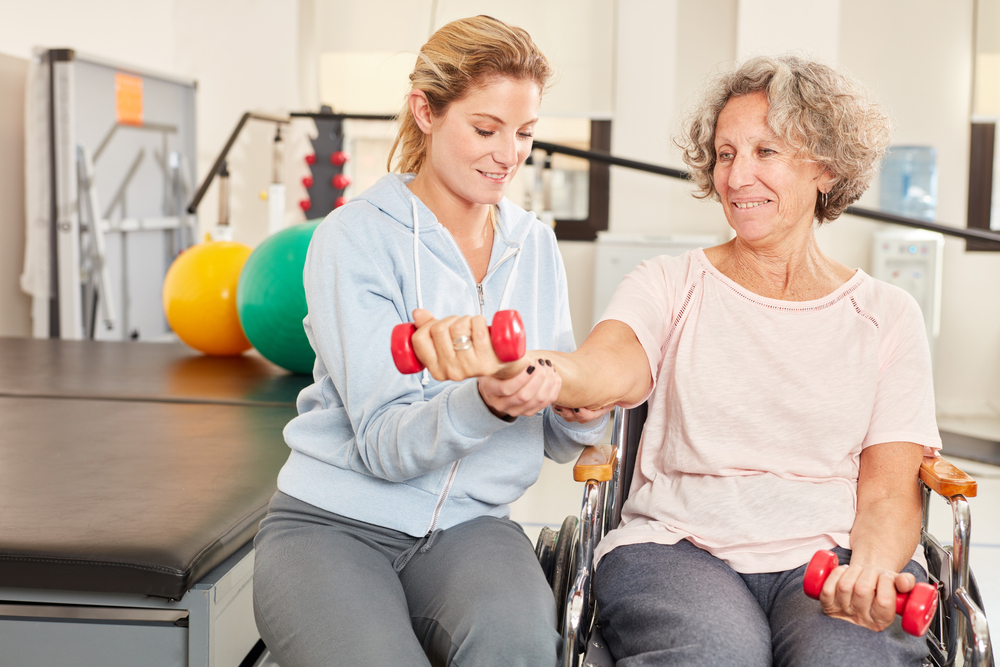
[417,218,521,534]
[426,460,461,534]
[439,223,520,315]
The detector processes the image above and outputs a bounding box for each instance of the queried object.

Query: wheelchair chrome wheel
[536,515,580,631]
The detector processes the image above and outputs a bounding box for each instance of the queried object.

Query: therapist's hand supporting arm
[477,360,561,419]
[819,441,924,632]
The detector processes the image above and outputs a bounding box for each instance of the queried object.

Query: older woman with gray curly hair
[409,54,941,666]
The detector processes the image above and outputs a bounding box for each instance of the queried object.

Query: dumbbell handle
[803,550,937,636]
[391,310,525,375]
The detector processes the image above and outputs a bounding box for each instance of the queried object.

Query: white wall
[172,0,302,245]
[607,0,736,241]
[0,52,30,336]
[737,0,840,61]
[0,1,177,73]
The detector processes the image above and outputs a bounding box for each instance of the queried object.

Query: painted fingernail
[553,407,562,412]
[526,366,535,374]
[538,359,544,365]
[574,408,579,413]
[544,359,553,367]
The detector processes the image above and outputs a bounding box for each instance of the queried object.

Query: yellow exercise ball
[163,240,254,356]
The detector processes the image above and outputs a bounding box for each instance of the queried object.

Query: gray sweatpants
[595,540,929,666]
[252,491,560,667]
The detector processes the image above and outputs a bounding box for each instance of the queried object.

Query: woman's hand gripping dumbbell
[391,309,526,376]
[803,549,937,636]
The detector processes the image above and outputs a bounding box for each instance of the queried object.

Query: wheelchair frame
[544,405,994,667]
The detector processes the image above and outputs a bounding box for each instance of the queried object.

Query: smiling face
[411,75,540,213]
[713,91,832,247]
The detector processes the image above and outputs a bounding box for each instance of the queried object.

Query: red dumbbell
[803,550,937,636]
[332,174,352,190]
[334,196,348,209]
[391,310,525,374]
[299,198,312,212]
[302,175,314,188]
[330,150,350,166]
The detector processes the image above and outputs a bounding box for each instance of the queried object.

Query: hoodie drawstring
[392,528,443,572]
[498,246,521,311]
[408,196,522,361]
[411,198,430,386]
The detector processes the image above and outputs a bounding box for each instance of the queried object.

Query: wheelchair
[535,404,995,667]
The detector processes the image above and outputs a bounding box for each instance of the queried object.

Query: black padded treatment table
[0,338,311,667]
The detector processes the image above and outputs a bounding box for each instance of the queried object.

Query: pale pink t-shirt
[594,249,941,574]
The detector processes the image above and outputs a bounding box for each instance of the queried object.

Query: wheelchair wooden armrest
[920,456,977,498]
[574,445,618,483]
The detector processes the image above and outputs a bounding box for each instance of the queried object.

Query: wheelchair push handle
[802,549,937,637]
[390,310,526,375]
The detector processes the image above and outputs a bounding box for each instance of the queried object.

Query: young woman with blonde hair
[252,15,607,667]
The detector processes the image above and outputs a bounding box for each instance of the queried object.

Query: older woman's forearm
[543,320,652,409]
[849,441,925,572]
[848,496,922,573]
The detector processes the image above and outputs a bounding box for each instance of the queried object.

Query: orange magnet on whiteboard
[115,73,143,126]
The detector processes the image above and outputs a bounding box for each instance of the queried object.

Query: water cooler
[870,229,945,356]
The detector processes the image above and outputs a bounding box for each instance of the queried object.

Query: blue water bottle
[879,146,938,221]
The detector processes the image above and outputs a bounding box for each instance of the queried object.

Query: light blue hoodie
[277,173,608,538]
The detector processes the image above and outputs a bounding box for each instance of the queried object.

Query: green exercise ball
[237,221,320,374]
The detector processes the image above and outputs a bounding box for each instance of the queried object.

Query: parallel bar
[532,140,1000,247]
[843,206,1000,246]
[290,112,397,121]
[533,140,688,180]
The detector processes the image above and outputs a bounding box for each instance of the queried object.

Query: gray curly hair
[677,54,892,223]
